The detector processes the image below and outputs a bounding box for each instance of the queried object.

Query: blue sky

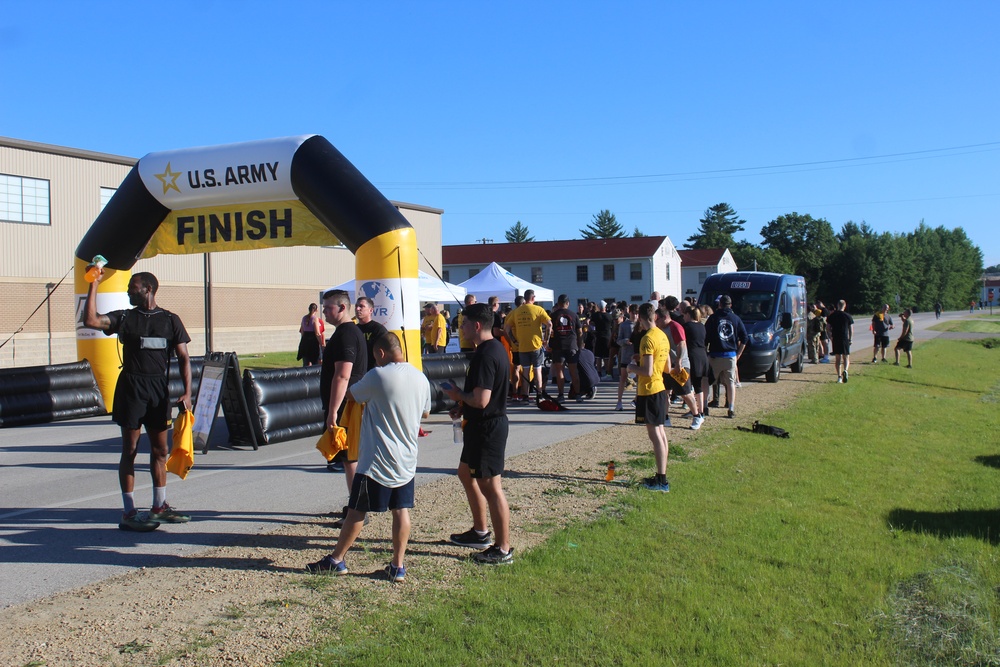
[2,1,998,266]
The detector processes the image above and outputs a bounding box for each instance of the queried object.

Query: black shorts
[594,337,611,358]
[348,474,415,513]
[549,348,579,364]
[895,340,913,352]
[635,391,667,426]
[112,372,170,432]
[875,334,890,349]
[832,339,851,355]
[663,372,693,395]
[461,416,509,478]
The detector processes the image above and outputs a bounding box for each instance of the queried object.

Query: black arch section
[76,168,171,269]
[290,135,412,254]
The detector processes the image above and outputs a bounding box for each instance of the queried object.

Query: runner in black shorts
[443,303,514,565]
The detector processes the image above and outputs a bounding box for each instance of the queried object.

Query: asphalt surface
[0,308,988,608]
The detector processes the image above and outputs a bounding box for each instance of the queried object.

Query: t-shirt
[664,319,690,369]
[590,311,613,341]
[462,337,508,421]
[321,321,368,418]
[457,312,476,349]
[637,326,669,396]
[826,310,854,343]
[357,319,388,371]
[105,308,190,376]
[550,308,581,352]
[421,313,447,347]
[900,318,914,342]
[509,303,551,353]
[350,362,431,488]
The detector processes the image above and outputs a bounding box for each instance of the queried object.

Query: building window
[577,265,588,282]
[666,264,671,280]
[442,270,450,282]
[469,268,478,278]
[531,267,543,283]
[631,295,643,302]
[99,187,116,211]
[603,264,615,281]
[630,262,642,280]
[698,271,707,284]
[1,174,50,225]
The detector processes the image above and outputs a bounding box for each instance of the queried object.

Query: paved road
[0,384,635,608]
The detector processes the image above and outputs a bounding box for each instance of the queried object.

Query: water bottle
[84,255,108,283]
[605,460,616,482]
[452,418,463,444]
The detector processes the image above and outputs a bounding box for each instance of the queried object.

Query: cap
[719,295,732,306]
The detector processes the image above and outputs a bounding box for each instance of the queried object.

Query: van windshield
[725,291,775,322]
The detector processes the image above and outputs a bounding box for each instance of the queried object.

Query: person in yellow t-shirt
[421,303,448,354]
[457,294,477,352]
[504,289,552,403]
[628,303,672,493]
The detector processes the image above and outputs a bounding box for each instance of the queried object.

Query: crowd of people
[82,267,920,581]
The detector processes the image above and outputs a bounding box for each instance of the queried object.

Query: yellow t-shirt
[509,303,552,353]
[421,313,447,347]
[457,313,474,349]
[637,326,669,396]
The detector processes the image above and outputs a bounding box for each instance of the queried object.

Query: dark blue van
[697,272,807,382]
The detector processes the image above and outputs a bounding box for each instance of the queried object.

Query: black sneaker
[727,408,735,419]
[472,544,514,565]
[449,528,492,549]
[327,460,345,472]
[305,554,347,575]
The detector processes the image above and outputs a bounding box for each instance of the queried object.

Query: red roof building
[677,248,738,298]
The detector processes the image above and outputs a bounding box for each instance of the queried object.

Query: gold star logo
[154,162,182,195]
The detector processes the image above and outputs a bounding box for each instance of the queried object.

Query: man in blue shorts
[443,303,514,565]
[306,333,431,580]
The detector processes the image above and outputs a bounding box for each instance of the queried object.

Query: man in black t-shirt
[827,299,855,383]
[443,303,513,565]
[355,296,388,372]
[84,270,192,533]
[548,294,583,402]
[321,290,368,492]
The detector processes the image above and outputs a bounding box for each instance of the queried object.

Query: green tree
[731,241,795,275]
[986,264,1000,274]
[759,212,837,295]
[685,203,745,249]
[632,226,647,237]
[504,220,534,243]
[580,209,626,239]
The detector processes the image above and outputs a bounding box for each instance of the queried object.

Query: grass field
[239,351,301,369]
[929,317,1000,334]
[279,339,1000,666]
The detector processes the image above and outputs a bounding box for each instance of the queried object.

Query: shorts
[832,339,851,355]
[348,474,415,513]
[709,356,738,385]
[617,344,634,367]
[549,348,579,364]
[663,371,693,395]
[689,372,706,392]
[594,337,611,358]
[875,334,890,349]
[895,340,913,352]
[635,391,667,426]
[518,348,544,369]
[112,372,170,432]
[461,416,509,478]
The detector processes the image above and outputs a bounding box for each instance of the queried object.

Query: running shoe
[615,400,624,411]
[118,510,160,532]
[149,503,191,523]
[843,369,849,383]
[472,544,514,565]
[327,460,345,472]
[641,476,670,493]
[305,555,347,575]
[691,414,705,430]
[385,563,406,582]
[449,528,492,549]
[727,408,735,419]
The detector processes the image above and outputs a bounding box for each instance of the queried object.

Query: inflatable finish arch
[75,135,421,410]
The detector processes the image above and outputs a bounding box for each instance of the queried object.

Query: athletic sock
[122,492,136,514]
[153,486,166,509]
[474,528,489,537]
[655,474,668,485]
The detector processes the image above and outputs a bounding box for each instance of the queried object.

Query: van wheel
[790,344,805,373]
[766,356,781,383]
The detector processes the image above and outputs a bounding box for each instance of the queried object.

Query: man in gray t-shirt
[305,333,431,581]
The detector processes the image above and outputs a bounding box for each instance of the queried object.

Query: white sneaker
[691,414,704,430]
[615,400,623,412]
[664,417,672,428]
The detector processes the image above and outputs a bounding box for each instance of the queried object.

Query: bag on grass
[737,420,791,439]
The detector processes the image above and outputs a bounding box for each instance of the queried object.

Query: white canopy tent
[458,262,555,303]
[326,270,467,306]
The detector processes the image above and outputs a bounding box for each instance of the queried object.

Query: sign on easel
[192,353,228,454]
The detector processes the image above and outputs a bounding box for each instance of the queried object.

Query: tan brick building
[0,136,443,367]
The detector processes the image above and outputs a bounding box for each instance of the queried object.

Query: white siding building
[678,248,738,300]
[443,236,681,307]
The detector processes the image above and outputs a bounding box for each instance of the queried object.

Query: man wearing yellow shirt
[457,294,477,352]
[504,289,551,403]
[421,303,448,354]
[628,303,672,492]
